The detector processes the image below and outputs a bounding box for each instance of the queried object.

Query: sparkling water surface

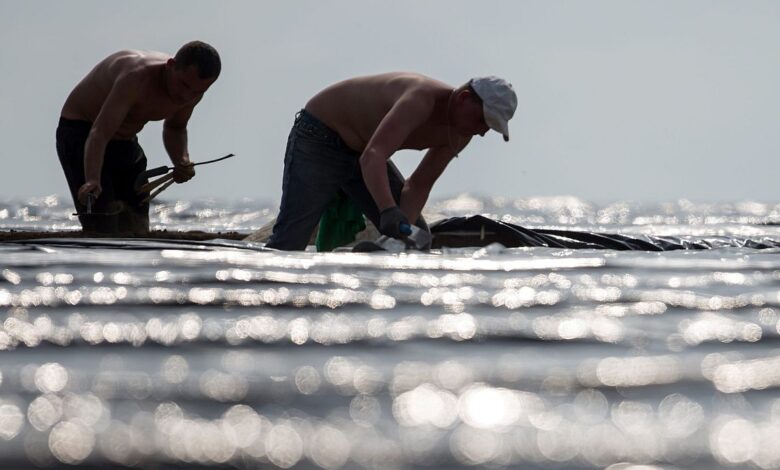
[2,194,780,469]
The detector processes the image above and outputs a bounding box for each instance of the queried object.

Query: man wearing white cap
[267,72,517,250]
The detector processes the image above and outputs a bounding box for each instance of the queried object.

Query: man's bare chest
[402,123,450,151]
[126,97,180,123]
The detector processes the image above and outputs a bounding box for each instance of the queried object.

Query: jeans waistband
[294,109,357,154]
[58,117,93,131]
[58,117,139,143]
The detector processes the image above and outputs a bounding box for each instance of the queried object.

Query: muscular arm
[79,73,142,201]
[360,92,433,212]
[400,144,463,222]
[163,99,200,183]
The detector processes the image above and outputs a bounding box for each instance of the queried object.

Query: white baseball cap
[470,76,517,142]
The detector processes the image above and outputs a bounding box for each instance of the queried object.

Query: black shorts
[56,118,150,234]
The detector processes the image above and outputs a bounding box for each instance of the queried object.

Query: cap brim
[484,106,510,142]
[493,125,510,142]
[488,119,510,142]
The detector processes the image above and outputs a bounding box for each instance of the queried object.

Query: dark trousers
[267,110,427,250]
[56,118,150,234]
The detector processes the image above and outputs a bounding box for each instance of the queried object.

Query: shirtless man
[56,41,221,234]
[266,72,517,250]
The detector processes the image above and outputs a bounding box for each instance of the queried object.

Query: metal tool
[402,224,432,250]
[141,178,175,205]
[373,224,432,251]
[71,193,123,217]
[138,173,175,195]
[133,153,236,193]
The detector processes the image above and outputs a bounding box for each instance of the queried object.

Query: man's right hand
[78,180,101,204]
[172,162,196,183]
[379,206,413,239]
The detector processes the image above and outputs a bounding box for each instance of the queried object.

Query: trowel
[401,224,432,250]
[371,223,432,251]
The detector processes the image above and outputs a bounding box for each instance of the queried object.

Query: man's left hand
[172,162,195,183]
[379,206,412,239]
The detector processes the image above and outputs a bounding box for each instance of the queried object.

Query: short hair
[174,41,221,79]
[467,83,482,104]
[455,81,483,104]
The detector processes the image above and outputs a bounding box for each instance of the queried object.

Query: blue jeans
[267,110,423,250]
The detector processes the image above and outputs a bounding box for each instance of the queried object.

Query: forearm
[360,148,396,211]
[399,183,428,223]
[163,125,190,166]
[83,131,109,182]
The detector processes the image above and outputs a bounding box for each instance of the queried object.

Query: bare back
[61,50,184,139]
[305,72,456,152]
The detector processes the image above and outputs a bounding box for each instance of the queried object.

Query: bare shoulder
[381,72,446,108]
[381,72,447,91]
[99,50,166,86]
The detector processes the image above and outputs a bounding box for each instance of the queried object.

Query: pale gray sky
[2,0,779,204]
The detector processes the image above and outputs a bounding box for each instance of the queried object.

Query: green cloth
[315,191,366,252]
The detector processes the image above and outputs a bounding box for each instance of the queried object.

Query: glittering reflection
[658,393,704,439]
[582,355,682,388]
[710,354,780,393]
[710,417,759,466]
[292,366,321,396]
[428,313,477,341]
[0,401,24,440]
[34,362,68,393]
[2,269,21,285]
[49,420,95,464]
[0,347,774,468]
[99,420,141,466]
[27,394,63,431]
[161,355,190,384]
[35,272,74,286]
[5,196,780,468]
[308,424,351,469]
[265,422,304,468]
[199,369,248,401]
[605,465,665,470]
[681,312,762,345]
[530,312,625,343]
[393,383,458,428]
[450,425,508,466]
[461,385,528,430]
[161,247,607,273]
[491,286,563,309]
[537,424,580,463]
[350,394,382,426]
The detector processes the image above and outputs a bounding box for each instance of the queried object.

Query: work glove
[379,206,413,239]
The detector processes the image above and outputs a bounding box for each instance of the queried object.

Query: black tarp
[430,215,780,251]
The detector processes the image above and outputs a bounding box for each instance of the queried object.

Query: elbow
[86,127,110,148]
[359,147,380,170]
[360,146,392,167]
[163,121,187,133]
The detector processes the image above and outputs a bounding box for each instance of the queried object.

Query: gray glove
[379,206,412,239]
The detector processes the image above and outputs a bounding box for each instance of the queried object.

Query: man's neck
[445,89,461,158]
[430,88,455,125]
